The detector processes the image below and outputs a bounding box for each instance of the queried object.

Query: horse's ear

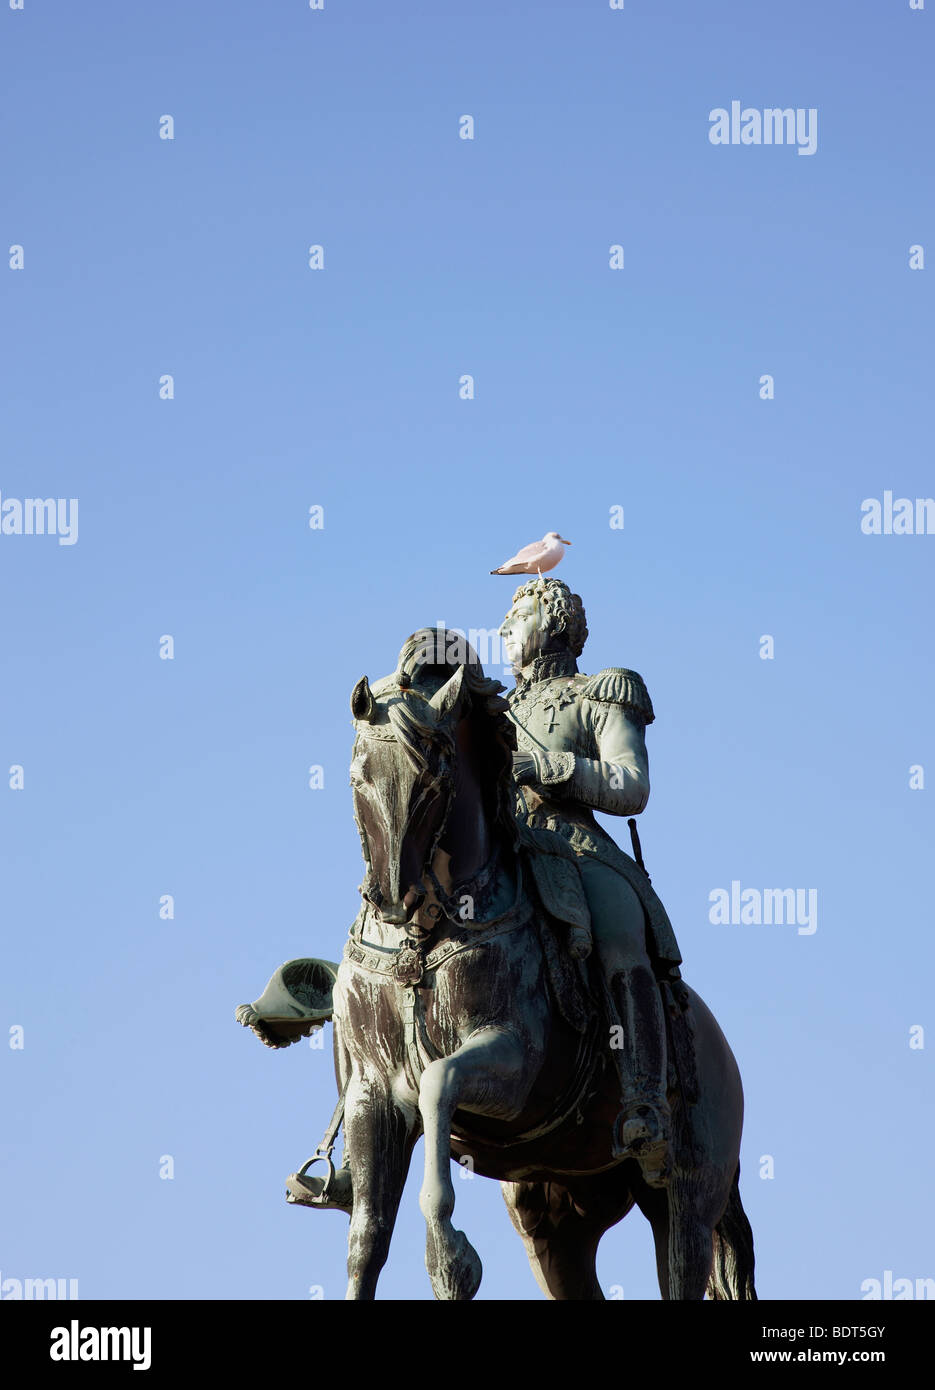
[429,665,466,721]
[351,675,375,721]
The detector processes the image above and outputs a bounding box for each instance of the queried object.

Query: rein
[346,860,530,988]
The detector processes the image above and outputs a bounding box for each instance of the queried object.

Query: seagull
[490,531,572,577]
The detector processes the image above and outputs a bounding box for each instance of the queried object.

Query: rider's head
[499,578,588,669]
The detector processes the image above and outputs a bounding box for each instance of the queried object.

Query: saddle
[518,821,699,1105]
[519,821,593,939]
[517,822,594,1035]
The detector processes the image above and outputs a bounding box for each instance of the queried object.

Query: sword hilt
[628,817,650,880]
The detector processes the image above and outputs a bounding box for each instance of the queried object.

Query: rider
[499,578,681,1187]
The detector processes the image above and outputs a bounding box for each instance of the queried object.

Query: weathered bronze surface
[237,598,756,1301]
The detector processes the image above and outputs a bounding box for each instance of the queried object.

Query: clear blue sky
[1,0,932,1300]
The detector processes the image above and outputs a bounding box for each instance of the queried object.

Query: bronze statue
[500,579,678,1186]
[237,610,756,1301]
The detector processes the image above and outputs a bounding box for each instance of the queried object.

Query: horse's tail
[706,1163,757,1300]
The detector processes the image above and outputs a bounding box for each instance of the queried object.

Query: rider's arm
[528,668,654,817]
[534,704,649,815]
[578,703,650,815]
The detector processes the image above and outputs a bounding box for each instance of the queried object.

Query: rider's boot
[607,966,672,1188]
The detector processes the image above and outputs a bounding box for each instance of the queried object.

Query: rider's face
[500,595,547,668]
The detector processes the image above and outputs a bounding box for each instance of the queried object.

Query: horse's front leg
[418,1027,530,1301]
[344,1076,419,1300]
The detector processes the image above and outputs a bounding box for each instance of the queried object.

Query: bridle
[352,685,461,932]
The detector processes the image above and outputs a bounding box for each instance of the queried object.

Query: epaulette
[579,667,654,724]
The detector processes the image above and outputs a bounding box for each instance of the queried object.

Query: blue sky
[1,0,932,1300]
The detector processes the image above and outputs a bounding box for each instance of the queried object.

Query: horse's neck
[358,762,516,950]
[437,740,492,891]
[433,732,518,913]
[358,848,518,952]
[354,709,517,950]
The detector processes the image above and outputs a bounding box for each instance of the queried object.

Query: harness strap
[319,1082,347,1158]
[345,864,530,981]
[344,902,533,980]
[293,1076,349,1199]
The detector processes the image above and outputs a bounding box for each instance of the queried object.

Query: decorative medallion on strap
[394,943,424,987]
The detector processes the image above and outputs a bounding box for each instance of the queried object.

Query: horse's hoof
[427,1228,483,1301]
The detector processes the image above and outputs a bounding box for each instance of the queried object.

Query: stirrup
[285,1153,353,1214]
[613,1101,671,1188]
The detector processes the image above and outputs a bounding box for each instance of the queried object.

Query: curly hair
[509,578,588,658]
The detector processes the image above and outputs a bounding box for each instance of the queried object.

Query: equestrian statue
[237,579,756,1301]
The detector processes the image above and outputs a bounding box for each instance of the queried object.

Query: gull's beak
[559,537,572,545]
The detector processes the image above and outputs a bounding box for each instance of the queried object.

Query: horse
[324,633,756,1301]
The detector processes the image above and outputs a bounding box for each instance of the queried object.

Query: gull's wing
[507,538,549,564]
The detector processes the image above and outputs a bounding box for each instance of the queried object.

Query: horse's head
[349,629,516,926]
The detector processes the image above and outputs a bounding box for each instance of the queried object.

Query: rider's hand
[511,751,539,785]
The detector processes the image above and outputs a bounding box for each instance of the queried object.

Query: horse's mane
[389,629,518,849]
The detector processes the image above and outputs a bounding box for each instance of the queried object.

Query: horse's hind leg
[344,1078,418,1300]
[634,1183,671,1299]
[502,1177,634,1300]
[664,1168,725,1300]
[633,1112,718,1300]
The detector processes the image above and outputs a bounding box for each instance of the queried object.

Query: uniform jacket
[507,649,681,969]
